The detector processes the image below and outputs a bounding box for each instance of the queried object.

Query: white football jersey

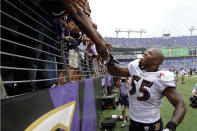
[127,59,176,123]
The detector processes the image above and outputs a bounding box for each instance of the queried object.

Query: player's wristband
[105,54,119,66]
[106,59,115,66]
[165,121,177,131]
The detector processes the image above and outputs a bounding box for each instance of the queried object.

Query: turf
[98,76,197,131]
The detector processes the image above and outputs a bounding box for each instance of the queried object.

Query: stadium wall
[1,76,110,131]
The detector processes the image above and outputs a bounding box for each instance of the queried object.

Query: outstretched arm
[163,88,186,130]
[60,0,109,60]
[107,64,130,77]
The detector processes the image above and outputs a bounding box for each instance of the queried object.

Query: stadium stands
[160,57,197,71]
[106,36,197,70]
[105,36,197,48]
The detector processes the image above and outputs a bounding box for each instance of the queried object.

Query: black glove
[106,54,119,66]
[163,121,177,131]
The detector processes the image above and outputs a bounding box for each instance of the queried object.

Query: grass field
[99,76,197,131]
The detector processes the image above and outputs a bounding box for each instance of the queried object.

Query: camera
[121,79,126,82]
[189,95,197,108]
[63,38,78,50]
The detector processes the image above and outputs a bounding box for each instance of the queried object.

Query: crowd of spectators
[1,0,110,96]
[160,58,197,72]
[105,36,197,49]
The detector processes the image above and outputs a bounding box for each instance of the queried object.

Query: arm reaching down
[163,88,186,130]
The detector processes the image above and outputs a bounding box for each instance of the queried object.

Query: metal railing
[0,0,107,98]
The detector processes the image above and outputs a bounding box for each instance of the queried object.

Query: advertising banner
[1,77,104,131]
[189,48,196,56]
[160,48,188,57]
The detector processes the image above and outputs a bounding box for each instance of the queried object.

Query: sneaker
[121,121,126,128]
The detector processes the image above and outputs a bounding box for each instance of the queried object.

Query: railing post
[60,40,71,83]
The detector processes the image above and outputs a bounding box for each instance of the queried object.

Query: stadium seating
[106,36,197,71]
[105,36,197,48]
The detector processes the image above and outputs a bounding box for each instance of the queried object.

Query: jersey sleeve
[127,59,139,77]
[157,71,176,92]
[127,62,133,76]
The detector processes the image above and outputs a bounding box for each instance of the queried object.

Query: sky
[89,0,197,38]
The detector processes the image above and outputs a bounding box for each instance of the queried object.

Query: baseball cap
[52,10,67,17]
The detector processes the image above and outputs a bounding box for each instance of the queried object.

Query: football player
[106,48,186,131]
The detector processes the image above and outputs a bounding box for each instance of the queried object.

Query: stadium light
[188,26,197,36]
[115,28,121,38]
[114,28,146,38]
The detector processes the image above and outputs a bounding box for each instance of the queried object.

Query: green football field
[99,76,197,131]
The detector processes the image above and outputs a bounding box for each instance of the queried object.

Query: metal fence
[0,0,107,98]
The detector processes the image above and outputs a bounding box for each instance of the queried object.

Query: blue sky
[89,0,197,38]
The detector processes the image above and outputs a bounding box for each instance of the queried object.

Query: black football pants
[129,118,163,131]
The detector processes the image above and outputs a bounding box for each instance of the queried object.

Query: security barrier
[0,0,112,130]
[1,0,106,98]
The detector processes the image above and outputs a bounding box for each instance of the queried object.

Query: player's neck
[139,62,158,72]
[139,62,145,71]
[146,67,158,72]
